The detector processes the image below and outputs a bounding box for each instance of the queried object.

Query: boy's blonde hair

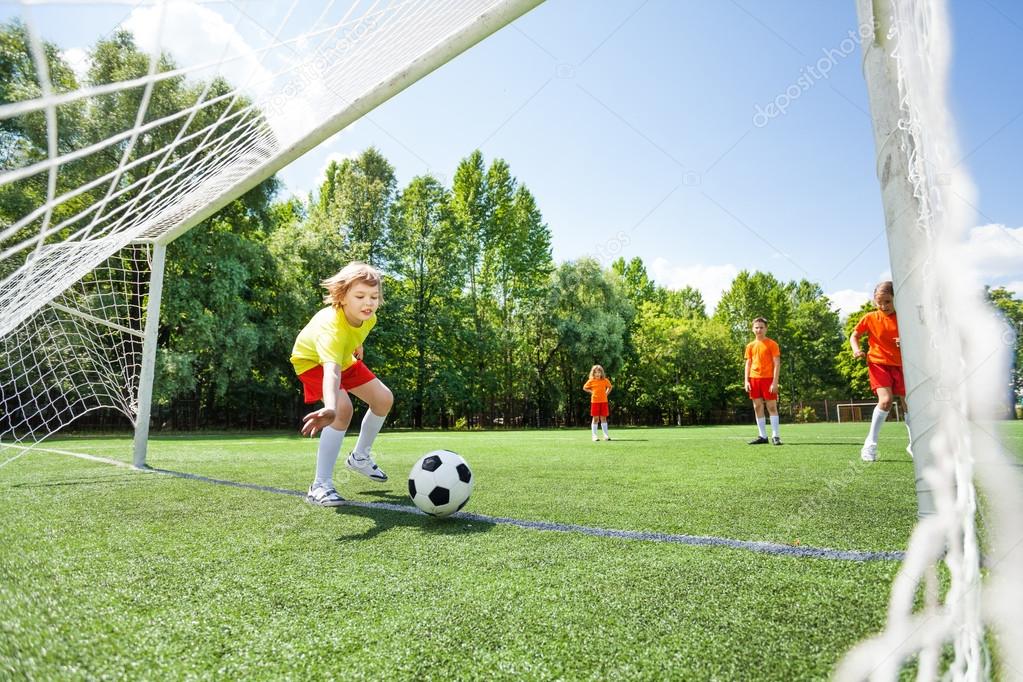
[873,280,894,298]
[589,364,606,379]
[321,262,383,308]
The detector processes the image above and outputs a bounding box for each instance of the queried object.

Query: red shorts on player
[868,363,905,396]
[748,376,777,401]
[591,402,609,417]
[298,360,377,404]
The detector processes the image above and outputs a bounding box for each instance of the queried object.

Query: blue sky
[8,0,1023,315]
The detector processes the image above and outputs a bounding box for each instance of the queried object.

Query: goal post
[835,401,900,423]
[836,0,1023,677]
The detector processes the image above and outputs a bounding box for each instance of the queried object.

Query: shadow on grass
[333,494,496,542]
[7,472,150,489]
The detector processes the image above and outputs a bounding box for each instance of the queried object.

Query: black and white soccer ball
[407,450,473,518]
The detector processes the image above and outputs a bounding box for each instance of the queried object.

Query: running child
[583,365,613,442]
[291,262,393,505]
[744,317,782,445]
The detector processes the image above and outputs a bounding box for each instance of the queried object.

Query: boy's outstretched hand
[302,407,336,437]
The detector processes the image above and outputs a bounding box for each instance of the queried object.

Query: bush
[794,406,818,423]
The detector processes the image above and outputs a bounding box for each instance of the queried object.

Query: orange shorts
[298,361,377,404]
[748,377,777,401]
[591,402,609,417]
[868,363,905,396]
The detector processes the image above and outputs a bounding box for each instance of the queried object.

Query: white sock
[353,410,386,459]
[601,422,609,436]
[591,422,598,437]
[756,417,767,438]
[866,407,889,446]
[315,426,345,487]
[770,415,779,437]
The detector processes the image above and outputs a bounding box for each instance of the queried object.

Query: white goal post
[835,401,900,423]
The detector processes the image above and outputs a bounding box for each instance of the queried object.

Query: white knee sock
[769,415,779,437]
[315,426,345,487]
[866,407,889,446]
[353,410,386,459]
[591,422,598,437]
[601,422,609,436]
[755,417,767,438]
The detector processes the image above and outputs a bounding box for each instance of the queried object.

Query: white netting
[0,0,541,456]
[1,243,150,464]
[838,0,1023,679]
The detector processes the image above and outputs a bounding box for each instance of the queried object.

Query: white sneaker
[307,484,344,507]
[603,434,611,441]
[592,435,599,442]
[346,452,388,482]
[860,444,877,462]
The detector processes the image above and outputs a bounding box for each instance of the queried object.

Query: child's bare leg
[348,379,393,459]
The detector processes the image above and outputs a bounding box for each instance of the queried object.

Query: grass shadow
[333,499,496,542]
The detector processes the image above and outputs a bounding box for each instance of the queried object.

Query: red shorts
[868,363,905,396]
[748,377,777,401]
[298,361,377,404]
[591,402,609,417]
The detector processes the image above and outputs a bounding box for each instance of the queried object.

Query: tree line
[2,23,1019,432]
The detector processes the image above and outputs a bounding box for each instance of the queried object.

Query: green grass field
[2,422,1021,680]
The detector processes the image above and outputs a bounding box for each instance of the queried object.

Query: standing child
[583,365,613,442]
[744,317,782,445]
[850,280,911,462]
[291,262,394,506]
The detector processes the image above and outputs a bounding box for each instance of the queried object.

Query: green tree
[383,175,461,427]
[714,270,791,349]
[784,280,844,404]
[986,287,1023,409]
[837,300,875,398]
[319,147,395,266]
[543,259,632,425]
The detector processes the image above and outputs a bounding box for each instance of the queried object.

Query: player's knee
[878,395,893,411]
[374,385,394,414]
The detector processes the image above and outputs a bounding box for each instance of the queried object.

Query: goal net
[837,0,1023,679]
[0,0,543,462]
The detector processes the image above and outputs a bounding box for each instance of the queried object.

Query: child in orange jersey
[583,365,613,441]
[744,317,782,445]
[850,280,911,462]
[291,262,394,506]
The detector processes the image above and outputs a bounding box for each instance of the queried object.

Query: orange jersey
[744,338,780,379]
[854,310,901,366]
[583,377,612,403]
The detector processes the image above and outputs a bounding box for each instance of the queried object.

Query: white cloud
[827,288,870,318]
[649,258,738,313]
[124,2,271,90]
[61,48,91,82]
[964,224,1023,280]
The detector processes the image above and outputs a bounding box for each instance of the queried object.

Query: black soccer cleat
[748,436,770,445]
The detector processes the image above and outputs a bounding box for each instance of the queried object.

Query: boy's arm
[743,358,752,391]
[771,355,780,393]
[301,362,341,437]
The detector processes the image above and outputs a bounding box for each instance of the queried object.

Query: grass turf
[1,421,1019,680]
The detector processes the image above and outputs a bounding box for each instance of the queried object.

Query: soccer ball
[407,450,474,518]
